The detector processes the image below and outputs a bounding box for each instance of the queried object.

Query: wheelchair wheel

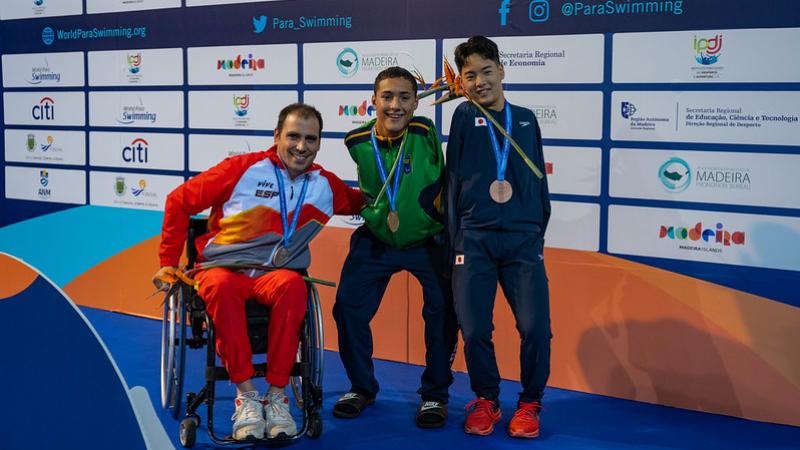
[308,284,324,387]
[306,411,322,439]
[161,284,187,419]
[179,414,199,448]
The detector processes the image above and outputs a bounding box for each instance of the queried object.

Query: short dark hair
[454,36,501,72]
[276,103,323,134]
[373,66,418,94]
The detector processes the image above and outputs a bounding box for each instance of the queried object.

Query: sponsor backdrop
[1,0,799,427]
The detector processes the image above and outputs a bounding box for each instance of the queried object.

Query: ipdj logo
[32,96,55,121]
[336,48,359,78]
[621,102,637,119]
[233,95,250,117]
[658,157,691,193]
[123,138,149,163]
[42,27,55,45]
[694,34,722,65]
[253,16,268,33]
[127,53,142,74]
[339,100,375,117]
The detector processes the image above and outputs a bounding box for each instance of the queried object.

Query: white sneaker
[263,391,297,438]
[231,393,265,440]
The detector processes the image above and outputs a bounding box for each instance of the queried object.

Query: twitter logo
[253,16,268,33]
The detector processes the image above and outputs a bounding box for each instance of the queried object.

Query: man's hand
[152,266,178,290]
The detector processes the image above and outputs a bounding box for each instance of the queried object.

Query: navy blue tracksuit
[333,226,458,402]
[446,101,552,403]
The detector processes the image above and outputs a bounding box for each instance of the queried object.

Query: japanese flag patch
[475,117,487,127]
[455,254,465,265]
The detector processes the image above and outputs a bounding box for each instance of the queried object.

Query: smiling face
[459,53,506,112]
[372,77,418,138]
[274,112,321,179]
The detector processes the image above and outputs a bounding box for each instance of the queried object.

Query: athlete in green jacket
[332,67,458,429]
[344,114,444,248]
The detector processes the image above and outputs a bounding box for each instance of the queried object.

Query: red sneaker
[508,401,541,438]
[464,398,501,435]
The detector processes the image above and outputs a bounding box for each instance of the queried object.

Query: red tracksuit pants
[194,268,307,387]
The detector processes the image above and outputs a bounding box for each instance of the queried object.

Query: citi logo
[218,54,266,71]
[123,138,149,163]
[233,95,250,117]
[659,222,745,247]
[32,97,55,121]
[127,53,142,74]
[339,100,375,117]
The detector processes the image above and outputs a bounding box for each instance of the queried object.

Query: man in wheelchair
[153,103,363,440]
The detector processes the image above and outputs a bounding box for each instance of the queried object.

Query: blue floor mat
[82,307,800,450]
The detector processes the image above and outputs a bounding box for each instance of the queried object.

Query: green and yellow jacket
[345,116,444,249]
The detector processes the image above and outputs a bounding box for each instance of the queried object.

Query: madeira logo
[659,221,745,247]
[339,100,375,117]
[336,48,359,78]
[658,157,691,193]
[217,53,266,72]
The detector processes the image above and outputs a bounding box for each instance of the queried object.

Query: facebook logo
[498,0,511,26]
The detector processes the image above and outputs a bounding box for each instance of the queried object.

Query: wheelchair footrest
[205,362,310,382]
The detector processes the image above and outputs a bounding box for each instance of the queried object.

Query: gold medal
[272,246,290,266]
[387,211,400,233]
[489,179,513,203]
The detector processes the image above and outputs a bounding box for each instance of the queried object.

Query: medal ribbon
[273,163,310,251]
[370,126,407,213]
[483,101,513,181]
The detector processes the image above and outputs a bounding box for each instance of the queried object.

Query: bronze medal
[489,179,513,203]
[387,211,400,233]
[272,246,290,266]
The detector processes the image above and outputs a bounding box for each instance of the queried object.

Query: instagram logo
[529,0,550,22]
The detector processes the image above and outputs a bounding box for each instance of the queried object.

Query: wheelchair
[160,217,325,447]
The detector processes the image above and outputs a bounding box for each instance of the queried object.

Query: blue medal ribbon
[370,126,406,213]
[273,163,310,253]
[483,101,513,181]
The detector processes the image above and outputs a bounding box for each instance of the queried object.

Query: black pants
[452,229,551,403]
[333,227,458,402]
